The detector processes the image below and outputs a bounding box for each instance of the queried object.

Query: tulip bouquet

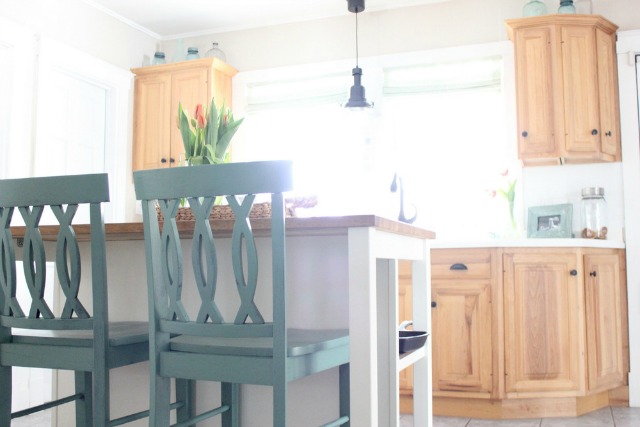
[178,97,243,166]
[488,169,517,231]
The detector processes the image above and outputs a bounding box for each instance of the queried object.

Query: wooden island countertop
[10,215,436,242]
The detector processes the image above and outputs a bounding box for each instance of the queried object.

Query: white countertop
[430,238,625,249]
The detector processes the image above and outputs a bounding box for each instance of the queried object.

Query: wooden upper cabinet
[506,15,620,166]
[503,250,585,397]
[132,58,237,171]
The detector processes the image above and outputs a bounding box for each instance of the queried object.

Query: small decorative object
[152,51,166,65]
[558,0,577,14]
[581,187,607,239]
[185,47,200,60]
[205,42,226,61]
[574,0,592,14]
[488,169,518,234]
[522,0,547,17]
[156,202,274,222]
[527,204,573,238]
[177,97,244,166]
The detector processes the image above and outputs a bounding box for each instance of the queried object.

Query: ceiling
[83,0,448,39]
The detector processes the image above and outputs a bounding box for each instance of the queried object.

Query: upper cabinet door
[133,73,172,171]
[561,25,601,154]
[170,66,210,163]
[595,28,621,158]
[513,25,557,160]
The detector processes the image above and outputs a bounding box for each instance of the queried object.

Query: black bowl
[399,330,429,354]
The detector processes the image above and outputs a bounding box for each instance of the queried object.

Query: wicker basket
[156,202,272,222]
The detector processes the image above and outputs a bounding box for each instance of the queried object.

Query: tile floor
[400,406,640,427]
[11,406,640,426]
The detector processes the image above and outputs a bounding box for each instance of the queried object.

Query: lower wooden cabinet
[584,251,626,392]
[399,246,628,419]
[431,249,496,397]
[503,250,584,396]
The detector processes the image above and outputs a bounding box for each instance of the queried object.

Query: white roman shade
[383,56,502,95]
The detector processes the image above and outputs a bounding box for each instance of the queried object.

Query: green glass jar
[523,0,547,17]
[558,0,577,14]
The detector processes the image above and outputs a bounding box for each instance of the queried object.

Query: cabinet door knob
[160,158,167,163]
[605,131,612,137]
[570,269,578,276]
[591,129,598,136]
[431,301,437,308]
[590,271,597,277]
[170,158,175,163]
[450,263,468,271]
[521,131,528,138]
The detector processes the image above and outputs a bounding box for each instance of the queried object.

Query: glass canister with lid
[581,187,607,239]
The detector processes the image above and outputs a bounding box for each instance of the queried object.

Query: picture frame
[527,203,573,238]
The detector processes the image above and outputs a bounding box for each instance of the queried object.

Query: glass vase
[522,0,547,17]
[204,42,226,61]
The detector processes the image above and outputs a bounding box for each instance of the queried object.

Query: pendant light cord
[355,10,360,68]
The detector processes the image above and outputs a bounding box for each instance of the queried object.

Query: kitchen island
[12,215,435,427]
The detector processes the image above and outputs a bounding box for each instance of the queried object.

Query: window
[233,43,517,238]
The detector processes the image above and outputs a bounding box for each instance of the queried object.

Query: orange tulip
[194,104,206,128]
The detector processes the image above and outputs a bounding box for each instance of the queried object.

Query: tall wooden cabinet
[131,58,237,171]
[505,15,621,166]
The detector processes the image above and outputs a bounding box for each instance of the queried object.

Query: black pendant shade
[345,0,373,109]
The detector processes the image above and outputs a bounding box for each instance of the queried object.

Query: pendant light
[344,0,373,109]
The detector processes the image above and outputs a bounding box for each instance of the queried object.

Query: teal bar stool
[134,160,350,427]
[0,173,153,426]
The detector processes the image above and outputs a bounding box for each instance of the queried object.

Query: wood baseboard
[400,386,629,418]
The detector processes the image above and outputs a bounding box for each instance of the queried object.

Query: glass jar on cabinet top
[522,0,547,17]
[574,0,592,13]
[152,51,166,65]
[205,42,226,61]
[186,47,200,60]
[558,0,577,13]
[581,187,607,239]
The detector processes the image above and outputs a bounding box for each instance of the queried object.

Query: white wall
[160,0,640,72]
[617,30,640,406]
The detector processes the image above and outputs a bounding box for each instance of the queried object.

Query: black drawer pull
[431,301,437,308]
[450,263,468,271]
[592,129,598,136]
[570,269,578,276]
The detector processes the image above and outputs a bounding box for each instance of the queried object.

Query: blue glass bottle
[558,0,577,14]
[152,52,166,65]
[185,47,200,60]
[522,0,547,17]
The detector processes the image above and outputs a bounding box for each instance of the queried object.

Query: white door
[33,68,107,177]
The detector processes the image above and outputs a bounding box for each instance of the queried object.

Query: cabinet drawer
[431,249,494,280]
